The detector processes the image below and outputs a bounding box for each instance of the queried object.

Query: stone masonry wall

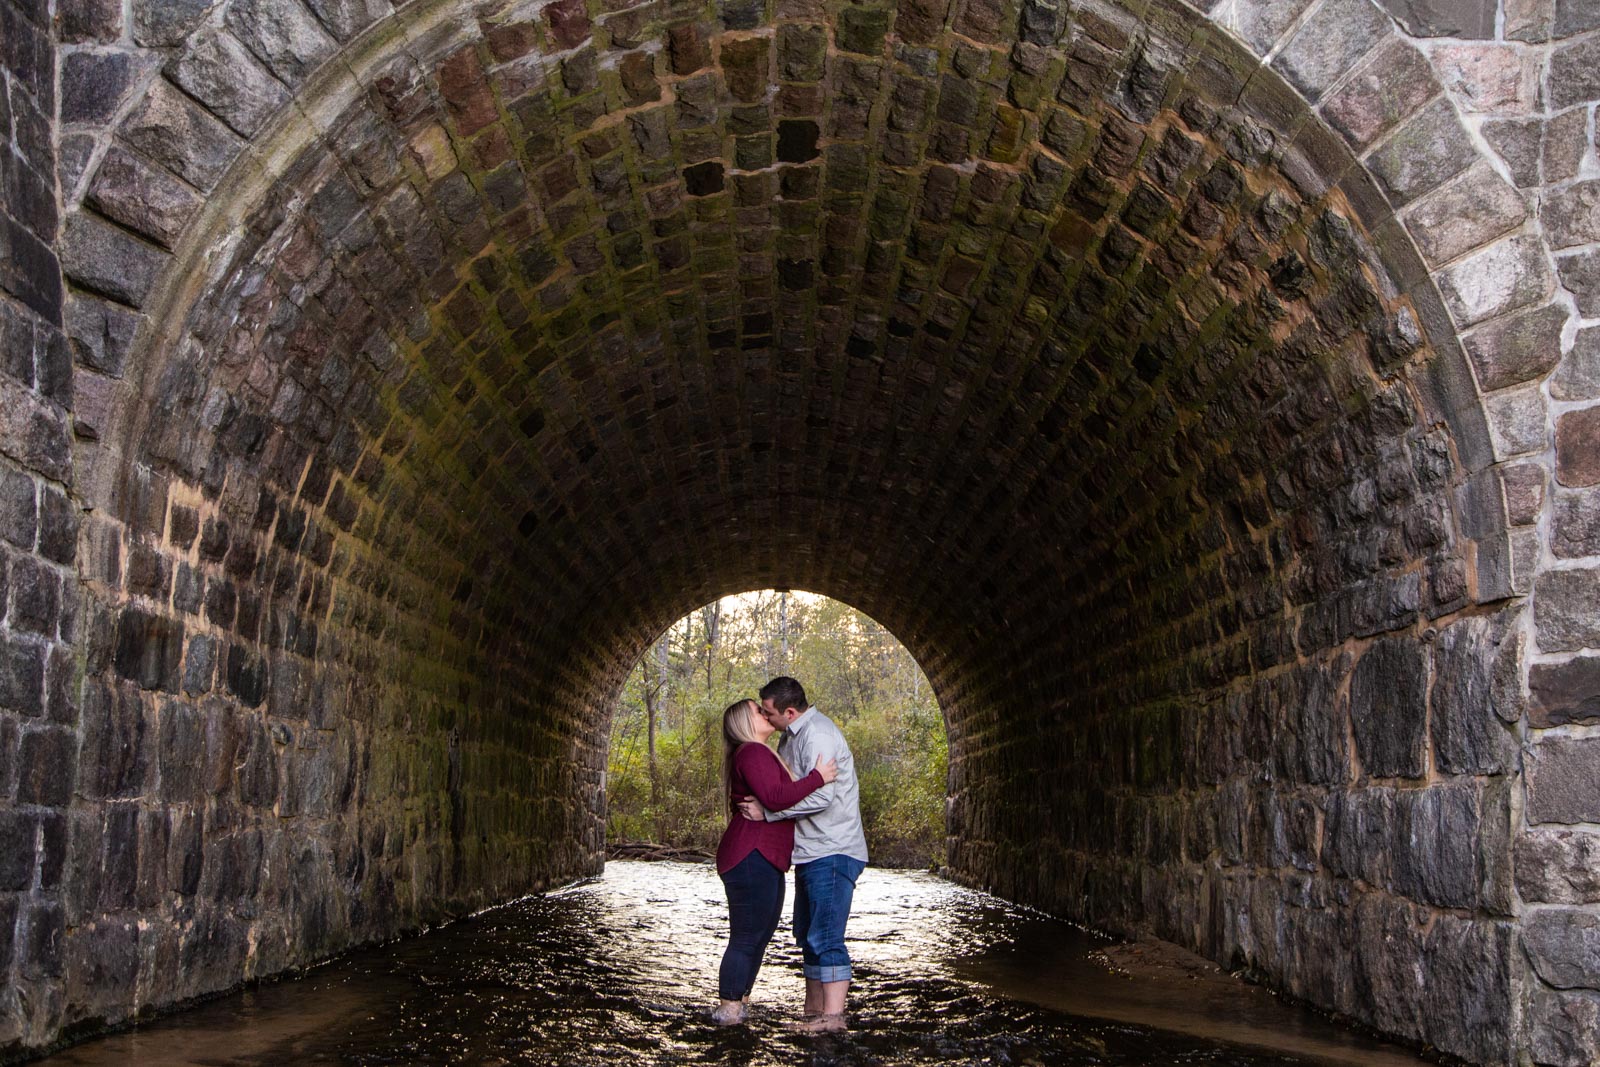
[0,0,1595,1062]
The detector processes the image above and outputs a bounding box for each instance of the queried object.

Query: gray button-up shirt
[769,706,868,864]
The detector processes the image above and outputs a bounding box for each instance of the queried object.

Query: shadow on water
[37,861,1430,1066]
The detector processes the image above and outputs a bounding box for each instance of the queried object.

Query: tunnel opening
[603,590,948,868]
[6,0,1597,1061]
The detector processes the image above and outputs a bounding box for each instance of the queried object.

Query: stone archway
[1,0,1596,1062]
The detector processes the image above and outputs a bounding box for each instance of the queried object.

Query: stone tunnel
[0,0,1597,1061]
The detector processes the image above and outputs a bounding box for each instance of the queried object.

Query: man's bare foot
[790,1013,847,1033]
[711,1001,746,1025]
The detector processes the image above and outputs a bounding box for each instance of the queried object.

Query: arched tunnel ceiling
[79,0,1490,716]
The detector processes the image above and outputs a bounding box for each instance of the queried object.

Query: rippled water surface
[38,861,1428,1066]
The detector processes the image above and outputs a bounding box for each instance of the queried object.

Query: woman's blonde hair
[721,698,796,815]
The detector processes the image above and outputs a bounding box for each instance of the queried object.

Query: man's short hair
[759,676,808,713]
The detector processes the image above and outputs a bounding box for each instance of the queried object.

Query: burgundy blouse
[715,742,825,874]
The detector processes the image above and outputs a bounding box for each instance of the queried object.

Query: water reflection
[38,861,1427,1066]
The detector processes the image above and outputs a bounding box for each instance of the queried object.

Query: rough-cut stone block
[1431,42,1540,112]
[1544,180,1600,251]
[1350,636,1428,779]
[1380,0,1495,36]
[1525,909,1600,988]
[60,212,171,308]
[1531,656,1600,727]
[60,50,151,125]
[1403,164,1526,269]
[1365,99,1478,207]
[1463,302,1566,393]
[1430,613,1518,775]
[1391,782,1480,908]
[304,0,391,42]
[15,725,74,805]
[1556,407,1600,487]
[121,79,243,193]
[1550,33,1600,109]
[1437,235,1553,327]
[1270,0,1388,101]
[1320,40,1436,150]
[1529,736,1600,824]
[1484,383,1545,458]
[1531,987,1600,1067]
[1552,488,1600,560]
[1518,830,1600,903]
[1536,569,1600,652]
[225,0,339,85]
[0,375,71,482]
[133,0,212,46]
[1557,249,1600,318]
[1553,326,1600,403]
[112,607,184,692]
[85,146,205,250]
[169,29,291,137]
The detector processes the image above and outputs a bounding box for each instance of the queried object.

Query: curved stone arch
[12,0,1597,1062]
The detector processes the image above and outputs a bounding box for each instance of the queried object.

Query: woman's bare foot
[790,1013,847,1033]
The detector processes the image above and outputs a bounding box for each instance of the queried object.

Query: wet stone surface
[36,861,1427,1067]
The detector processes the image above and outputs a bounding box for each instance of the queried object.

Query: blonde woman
[711,698,837,1024]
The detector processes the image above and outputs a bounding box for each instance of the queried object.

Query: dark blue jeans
[793,854,866,983]
[718,850,785,1000]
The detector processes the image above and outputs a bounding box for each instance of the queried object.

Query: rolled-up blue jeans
[793,854,866,983]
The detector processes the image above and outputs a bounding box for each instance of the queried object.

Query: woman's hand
[815,755,838,783]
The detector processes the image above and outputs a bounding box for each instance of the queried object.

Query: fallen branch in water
[606,841,714,862]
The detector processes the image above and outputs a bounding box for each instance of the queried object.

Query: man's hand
[738,796,768,821]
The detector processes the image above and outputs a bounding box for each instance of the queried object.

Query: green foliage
[604,592,947,867]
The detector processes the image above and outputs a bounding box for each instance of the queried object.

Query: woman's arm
[736,744,825,811]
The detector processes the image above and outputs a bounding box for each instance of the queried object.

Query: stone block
[1403,164,1526,269]
[1544,180,1600,252]
[1552,488,1600,559]
[1350,635,1428,779]
[0,211,63,324]
[1557,249,1600,318]
[1525,909,1600,989]
[112,605,184,692]
[60,212,171,309]
[0,809,35,889]
[1552,326,1599,403]
[1531,986,1600,1067]
[78,681,151,800]
[837,7,891,54]
[0,466,35,549]
[7,553,58,636]
[1379,0,1494,35]
[1550,33,1600,109]
[1390,782,1480,908]
[1437,235,1554,327]
[0,632,44,717]
[1545,107,1588,184]
[60,0,123,42]
[1463,302,1566,394]
[1430,612,1519,775]
[1531,655,1600,727]
[60,50,151,125]
[1431,42,1540,112]
[85,146,203,250]
[17,899,64,979]
[121,78,243,193]
[1365,98,1478,207]
[1270,0,1388,102]
[1517,829,1600,903]
[303,0,390,41]
[132,0,211,46]
[1484,383,1545,458]
[225,0,338,86]
[169,29,291,137]
[1528,735,1600,824]
[15,725,75,806]
[1556,407,1600,487]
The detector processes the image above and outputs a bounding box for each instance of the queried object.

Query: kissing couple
[711,676,868,1031]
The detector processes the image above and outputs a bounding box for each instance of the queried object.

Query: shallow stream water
[37,860,1430,1066]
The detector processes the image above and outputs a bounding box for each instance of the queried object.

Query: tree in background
[605,592,947,868]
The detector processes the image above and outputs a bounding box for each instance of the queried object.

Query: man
[738,676,868,1028]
